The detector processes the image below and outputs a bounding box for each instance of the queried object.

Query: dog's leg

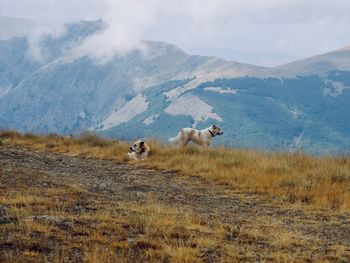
[128,152,137,160]
[180,139,189,146]
[179,129,190,146]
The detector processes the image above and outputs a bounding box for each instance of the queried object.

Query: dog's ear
[139,141,144,146]
[212,125,217,129]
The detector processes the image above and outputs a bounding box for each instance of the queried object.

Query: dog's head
[129,140,149,154]
[210,125,223,137]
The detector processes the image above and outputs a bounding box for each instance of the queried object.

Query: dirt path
[1,144,350,262]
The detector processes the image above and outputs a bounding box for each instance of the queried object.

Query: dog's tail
[168,136,178,144]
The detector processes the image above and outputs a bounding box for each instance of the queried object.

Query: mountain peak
[141,40,188,57]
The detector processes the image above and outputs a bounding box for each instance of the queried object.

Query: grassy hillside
[100,72,350,155]
[0,183,240,262]
[1,130,350,262]
[1,131,349,211]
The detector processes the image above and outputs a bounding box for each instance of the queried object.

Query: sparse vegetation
[0,184,240,262]
[1,130,350,262]
[1,130,349,211]
[1,173,347,262]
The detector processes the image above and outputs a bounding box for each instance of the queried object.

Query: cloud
[1,0,168,61]
[1,0,350,61]
[73,0,160,61]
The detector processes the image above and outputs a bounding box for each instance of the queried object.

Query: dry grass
[0,184,242,262]
[1,131,349,262]
[1,130,349,211]
[1,183,326,262]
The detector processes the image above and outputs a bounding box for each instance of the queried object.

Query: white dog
[169,125,223,147]
[128,140,150,160]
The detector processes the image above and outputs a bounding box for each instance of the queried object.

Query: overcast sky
[1,0,350,64]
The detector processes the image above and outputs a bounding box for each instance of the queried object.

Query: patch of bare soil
[0,144,349,262]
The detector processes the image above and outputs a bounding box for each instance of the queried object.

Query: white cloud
[73,0,160,60]
[1,0,350,61]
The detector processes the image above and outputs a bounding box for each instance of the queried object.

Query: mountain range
[0,16,349,154]
[183,46,298,67]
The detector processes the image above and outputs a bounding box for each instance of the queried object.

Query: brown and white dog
[168,125,223,147]
[128,140,150,160]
